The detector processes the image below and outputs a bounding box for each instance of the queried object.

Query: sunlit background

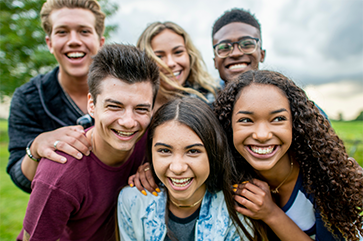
[1,0,362,120]
[108,0,363,120]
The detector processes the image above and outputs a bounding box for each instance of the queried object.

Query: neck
[168,187,206,219]
[87,128,132,167]
[58,71,89,113]
[258,155,298,192]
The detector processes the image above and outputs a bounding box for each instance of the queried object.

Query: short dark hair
[212,8,261,38]
[88,44,160,105]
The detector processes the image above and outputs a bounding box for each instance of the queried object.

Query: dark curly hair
[147,97,268,240]
[212,8,262,39]
[214,70,363,240]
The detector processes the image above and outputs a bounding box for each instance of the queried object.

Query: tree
[0,0,118,100]
[354,110,363,121]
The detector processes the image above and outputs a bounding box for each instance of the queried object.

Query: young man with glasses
[212,8,265,84]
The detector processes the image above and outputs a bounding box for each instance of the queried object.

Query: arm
[234,179,313,241]
[7,86,91,192]
[23,174,76,240]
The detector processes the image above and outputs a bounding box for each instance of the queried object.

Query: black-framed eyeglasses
[213,37,260,58]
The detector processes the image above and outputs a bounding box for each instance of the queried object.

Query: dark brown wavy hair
[214,70,363,240]
[147,97,267,240]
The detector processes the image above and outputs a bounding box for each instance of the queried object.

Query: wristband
[26,139,41,162]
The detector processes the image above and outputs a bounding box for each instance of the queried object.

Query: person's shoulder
[13,67,58,97]
[35,152,91,188]
[118,186,165,212]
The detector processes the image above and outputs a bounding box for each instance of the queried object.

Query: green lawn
[0,119,362,239]
[0,119,29,240]
[331,120,363,167]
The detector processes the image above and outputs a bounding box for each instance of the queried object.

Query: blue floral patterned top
[117,187,252,241]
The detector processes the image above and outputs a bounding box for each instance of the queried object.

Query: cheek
[152,157,167,181]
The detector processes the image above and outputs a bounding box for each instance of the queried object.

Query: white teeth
[229,63,247,70]
[170,177,192,187]
[66,52,85,58]
[251,146,274,154]
[173,71,181,77]
[115,130,134,137]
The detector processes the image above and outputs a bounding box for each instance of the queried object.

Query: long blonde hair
[137,21,217,102]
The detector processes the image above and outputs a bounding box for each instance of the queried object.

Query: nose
[252,122,273,143]
[165,55,176,69]
[68,31,82,46]
[229,43,243,57]
[169,155,188,175]
[118,110,137,129]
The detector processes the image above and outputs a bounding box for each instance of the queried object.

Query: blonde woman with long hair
[137,21,218,110]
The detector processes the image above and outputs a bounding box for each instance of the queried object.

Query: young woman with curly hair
[137,21,218,110]
[214,69,363,241]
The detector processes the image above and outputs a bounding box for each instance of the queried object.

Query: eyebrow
[217,36,255,44]
[104,98,151,108]
[154,143,204,149]
[153,45,185,53]
[236,108,288,115]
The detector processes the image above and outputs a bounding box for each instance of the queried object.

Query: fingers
[132,163,160,197]
[233,179,276,221]
[128,174,136,187]
[34,126,92,163]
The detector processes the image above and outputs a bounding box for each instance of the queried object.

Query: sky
[107,0,363,120]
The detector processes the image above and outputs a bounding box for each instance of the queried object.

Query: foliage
[0,0,118,100]
[331,120,363,167]
[355,110,363,121]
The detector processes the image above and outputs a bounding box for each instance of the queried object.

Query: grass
[0,119,29,240]
[0,119,362,239]
[331,120,363,167]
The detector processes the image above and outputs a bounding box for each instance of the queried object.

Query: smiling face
[152,120,209,205]
[46,8,105,80]
[151,29,191,90]
[231,84,292,174]
[213,22,265,83]
[88,76,153,161]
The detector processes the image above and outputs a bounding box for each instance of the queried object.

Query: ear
[213,57,217,69]
[45,36,54,54]
[260,49,266,63]
[87,93,95,116]
[99,36,105,48]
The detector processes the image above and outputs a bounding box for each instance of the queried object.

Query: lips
[168,177,193,190]
[250,145,275,154]
[227,62,248,71]
[166,70,182,79]
[66,51,85,59]
[246,145,279,159]
[113,129,137,137]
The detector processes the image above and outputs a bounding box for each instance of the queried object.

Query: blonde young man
[7,0,105,193]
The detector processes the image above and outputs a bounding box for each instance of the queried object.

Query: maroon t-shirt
[21,132,147,241]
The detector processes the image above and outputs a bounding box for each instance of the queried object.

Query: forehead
[234,84,289,111]
[154,121,202,144]
[213,22,260,45]
[151,29,185,49]
[97,76,154,104]
[49,7,96,30]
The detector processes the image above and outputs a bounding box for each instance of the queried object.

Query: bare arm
[234,179,313,241]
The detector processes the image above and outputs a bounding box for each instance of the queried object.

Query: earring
[90,112,94,116]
